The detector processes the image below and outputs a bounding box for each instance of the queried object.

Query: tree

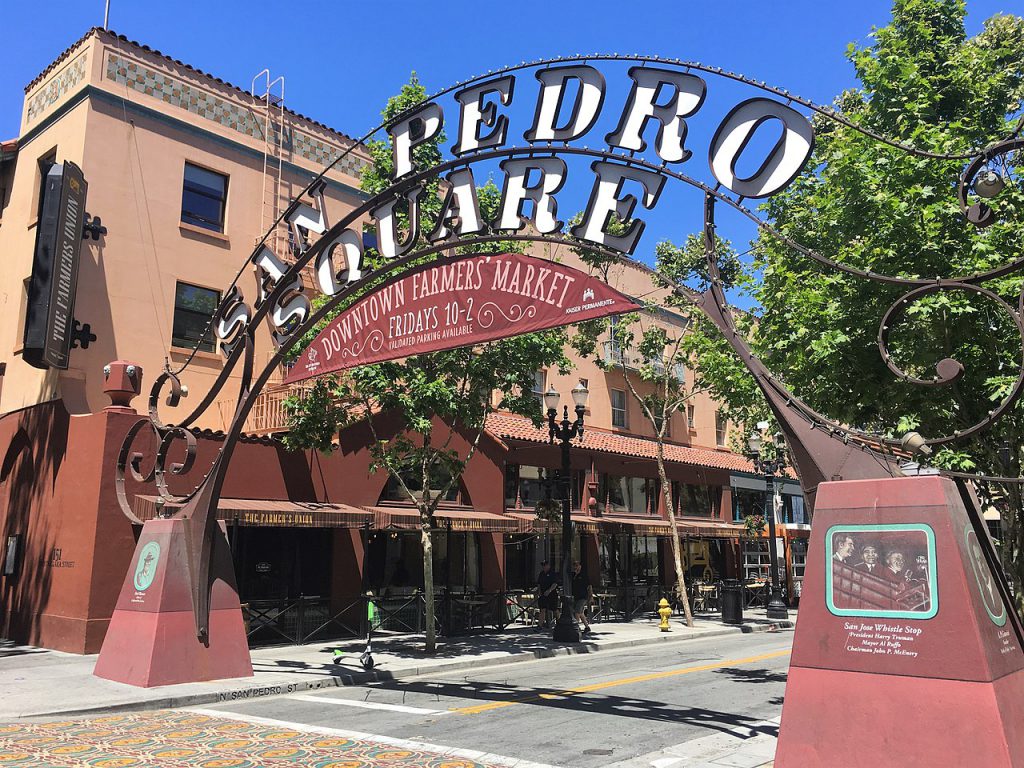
[569,220,757,626]
[748,1,1024,605]
[282,75,571,652]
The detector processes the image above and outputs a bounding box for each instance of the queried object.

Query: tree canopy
[734,0,1024,598]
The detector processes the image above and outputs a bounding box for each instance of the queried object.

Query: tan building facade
[0,28,371,425]
[0,29,807,653]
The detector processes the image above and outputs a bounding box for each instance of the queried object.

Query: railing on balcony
[214,350,308,434]
[602,340,629,367]
[604,341,687,385]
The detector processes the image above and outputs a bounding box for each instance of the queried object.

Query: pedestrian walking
[571,561,593,634]
[536,560,558,628]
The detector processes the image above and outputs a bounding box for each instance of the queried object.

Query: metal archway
[113,55,1023,638]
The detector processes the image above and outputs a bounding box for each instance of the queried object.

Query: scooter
[334,592,376,670]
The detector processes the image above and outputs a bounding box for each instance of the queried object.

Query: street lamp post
[544,382,589,644]
[747,429,790,621]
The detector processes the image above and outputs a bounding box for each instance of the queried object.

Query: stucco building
[0,29,806,653]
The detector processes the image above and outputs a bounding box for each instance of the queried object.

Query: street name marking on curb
[452,648,792,715]
[287,693,451,715]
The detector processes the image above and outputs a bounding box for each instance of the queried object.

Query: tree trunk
[420,510,436,654]
[658,442,694,627]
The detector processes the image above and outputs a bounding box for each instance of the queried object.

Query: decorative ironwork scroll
[112,55,1022,638]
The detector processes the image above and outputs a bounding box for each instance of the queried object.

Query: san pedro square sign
[286,251,640,382]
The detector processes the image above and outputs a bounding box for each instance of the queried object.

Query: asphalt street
[193,628,794,767]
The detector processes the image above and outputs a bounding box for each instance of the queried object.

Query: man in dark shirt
[571,561,593,635]
[536,561,558,628]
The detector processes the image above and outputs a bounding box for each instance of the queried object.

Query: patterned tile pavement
[0,711,496,768]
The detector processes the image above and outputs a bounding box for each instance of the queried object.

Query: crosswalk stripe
[188,708,556,768]
[287,693,450,715]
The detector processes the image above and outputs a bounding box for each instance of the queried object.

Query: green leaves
[752,1,1024,452]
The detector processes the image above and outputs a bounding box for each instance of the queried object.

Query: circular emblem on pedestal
[133,541,161,592]
[965,526,1006,626]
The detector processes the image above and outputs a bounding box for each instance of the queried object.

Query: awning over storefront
[131,495,373,528]
[366,505,525,533]
[507,511,602,534]
[598,515,745,537]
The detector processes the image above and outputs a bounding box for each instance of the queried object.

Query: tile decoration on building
[104,53,367,180]
[25,52,88,124]
[0,711,494,768]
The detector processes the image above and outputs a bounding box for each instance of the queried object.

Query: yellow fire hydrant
[658,598,672,632]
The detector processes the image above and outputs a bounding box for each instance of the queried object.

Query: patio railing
[241,586,666,647]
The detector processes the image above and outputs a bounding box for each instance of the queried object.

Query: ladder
[251,69,287,260]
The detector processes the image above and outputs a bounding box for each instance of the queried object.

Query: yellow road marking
[452,648,791,715]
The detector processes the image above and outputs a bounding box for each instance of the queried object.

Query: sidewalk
[0,610,794,720]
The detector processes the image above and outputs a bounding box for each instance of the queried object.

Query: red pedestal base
[94,518,252,687]
[775,476,1024,767]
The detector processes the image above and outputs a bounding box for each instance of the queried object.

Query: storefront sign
[240,511,315,527]
[286,251,640,382]
[23,161,88,370]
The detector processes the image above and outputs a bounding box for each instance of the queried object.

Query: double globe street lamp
[544,382,589,643]
[746,428,790,621]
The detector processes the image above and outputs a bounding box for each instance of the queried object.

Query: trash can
[720,580,743,625]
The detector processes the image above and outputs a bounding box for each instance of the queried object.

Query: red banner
[286,252,640,383]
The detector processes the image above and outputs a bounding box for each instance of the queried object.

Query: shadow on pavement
[713,666,789,685]
[356,677,782,739]
[0,641,48,658]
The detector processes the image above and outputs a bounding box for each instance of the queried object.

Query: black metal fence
[242,586,664,647]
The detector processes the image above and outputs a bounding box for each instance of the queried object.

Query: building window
[172,282,220,352]
[505,464,585,510]
[743,539,771,581]
[782,493,807,525]
[601,475,659,515]
[532,370,546,408]
[733,487,765,522]
[715,411,727,447]
[382,462,460,503]
[631,535,660,584]
[604,315,625,366]
[672,482,719,518]
[34,152,57,223]
[687,404,695,430]
[611,388,627,428]
[181,163,228,232]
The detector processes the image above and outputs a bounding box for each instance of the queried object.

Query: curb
[23,620,793,719]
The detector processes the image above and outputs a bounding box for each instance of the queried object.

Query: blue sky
[1,0,1017,303]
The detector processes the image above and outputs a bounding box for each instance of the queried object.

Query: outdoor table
[453,598,490,629]
[695,584,719,612]
[513,593,538,625]
[744,580,769,608]
[591,593,616,623]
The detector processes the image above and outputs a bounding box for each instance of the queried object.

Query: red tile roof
[485,412,756,473]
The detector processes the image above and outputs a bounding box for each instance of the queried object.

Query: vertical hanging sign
[23,161,88,370]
